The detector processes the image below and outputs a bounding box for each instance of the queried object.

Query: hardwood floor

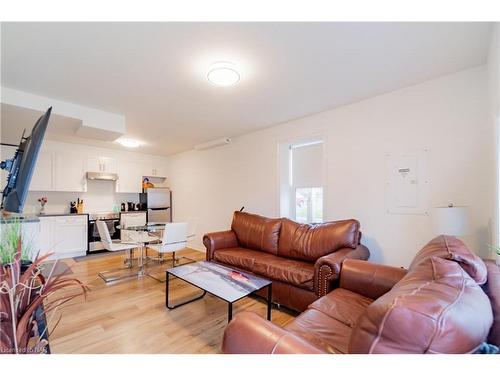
[45,249,297,354]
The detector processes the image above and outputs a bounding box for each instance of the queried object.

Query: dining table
[117,223,165,278]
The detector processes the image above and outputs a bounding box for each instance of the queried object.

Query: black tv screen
[1,107,52,213]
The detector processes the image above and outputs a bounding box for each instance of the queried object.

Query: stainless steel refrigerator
[140,188,172,224]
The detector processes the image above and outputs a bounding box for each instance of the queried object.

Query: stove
[88,212,120,221]
[87,212,121,253]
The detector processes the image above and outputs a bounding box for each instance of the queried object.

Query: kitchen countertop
[1,212,40,223]
[37,211,148,217]
[37,213,89,217]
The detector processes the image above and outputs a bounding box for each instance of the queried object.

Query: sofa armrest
[222,312,325,354]
[339,259,407,300]
[314,244,370,297]
[203,230,238,260]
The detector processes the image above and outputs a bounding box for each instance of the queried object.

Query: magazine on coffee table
[167,261,271,303]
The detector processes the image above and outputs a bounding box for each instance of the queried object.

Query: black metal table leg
[228,303,233,322]
[165,271,207,309]
[165,271,170,308]
[34,304,50,354]
[267,283,272,321]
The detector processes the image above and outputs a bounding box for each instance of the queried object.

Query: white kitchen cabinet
[120,211,147,242]
[37,215,87,260]
[37,217,55,258]
[87,156,117,173]
[55,152,87,192]
[116,160,144,193]
[120,211,146,227]
[29,151,55,191]
[0,220,42,261]
[54,216,88,256]
[102,157,117,173]
[154,163,167,178]
[19,221,40,260]
[143,162,167,178]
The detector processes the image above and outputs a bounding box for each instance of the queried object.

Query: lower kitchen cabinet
[37,215,88,260]
[37,217,54,258]
[120,211,147,242]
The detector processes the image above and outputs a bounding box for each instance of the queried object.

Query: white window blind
[291,142,324,188]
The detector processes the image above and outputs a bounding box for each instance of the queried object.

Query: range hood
[86,172,119,181]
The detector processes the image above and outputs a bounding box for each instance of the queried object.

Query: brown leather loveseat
[203,211,370,312]
[222,235,500,354]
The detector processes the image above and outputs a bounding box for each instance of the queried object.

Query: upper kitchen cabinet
[29,151,55,191]
[143,161,167,178]
[116,160,144,193]
[54,152,87,192]
[87,156,117,173]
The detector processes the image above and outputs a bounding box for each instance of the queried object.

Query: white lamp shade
[432,206,469,236]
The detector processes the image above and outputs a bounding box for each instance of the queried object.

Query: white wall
[22,180,138,215]
[487,24,500,257]
[169,66,495,267]
[1,139,169,215]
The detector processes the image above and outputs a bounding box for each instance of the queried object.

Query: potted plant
[37,197,48,215]
[0,218,35,273]
[0,224,87,354]
[488,244,500,267]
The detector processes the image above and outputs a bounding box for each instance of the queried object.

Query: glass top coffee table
[165,261,272,322]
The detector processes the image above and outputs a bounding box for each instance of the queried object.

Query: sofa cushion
[409,235,487,285]
[349,256,493,354]
[285,309,352,353]
[483,260,500,347]
[309,288,373,328]
[213,247,265,272]
[253,255,315,291]
[278,218,360,262]
[231,211,282,255]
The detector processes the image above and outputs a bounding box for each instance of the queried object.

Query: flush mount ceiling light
[116,138,141,148]
[207,62,240,87]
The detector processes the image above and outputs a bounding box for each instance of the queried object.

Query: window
[295,187,323,223]
[279,138,324,224]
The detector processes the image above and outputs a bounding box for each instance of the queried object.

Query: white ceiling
[0,103,82,145]
[1,22,493,156]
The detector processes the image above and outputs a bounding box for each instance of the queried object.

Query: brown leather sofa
[222,235,500,354]
[203,211,370,312]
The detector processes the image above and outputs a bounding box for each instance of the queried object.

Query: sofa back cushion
[409,235,487,285]
[278,218,360,262]
[483,260,500,347]
[231,211,282,255]
[349,256,493,354]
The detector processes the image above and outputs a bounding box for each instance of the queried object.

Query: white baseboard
[186,244,205,253]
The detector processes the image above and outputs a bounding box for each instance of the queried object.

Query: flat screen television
[1,107,52,214]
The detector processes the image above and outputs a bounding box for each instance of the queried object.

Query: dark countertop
[1,212,40,223]
[37,213,89,217]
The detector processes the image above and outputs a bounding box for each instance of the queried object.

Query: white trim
[277,133,327,222]
[290,140,324,149]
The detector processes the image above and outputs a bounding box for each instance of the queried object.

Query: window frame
[278,136,326,224]
[293,186,324,224]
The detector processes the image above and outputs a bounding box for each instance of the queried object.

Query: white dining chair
[147,222,195,271]
[120,213,159,245]
[96,220,139,283]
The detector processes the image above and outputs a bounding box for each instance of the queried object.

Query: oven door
[88,219,120,252]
